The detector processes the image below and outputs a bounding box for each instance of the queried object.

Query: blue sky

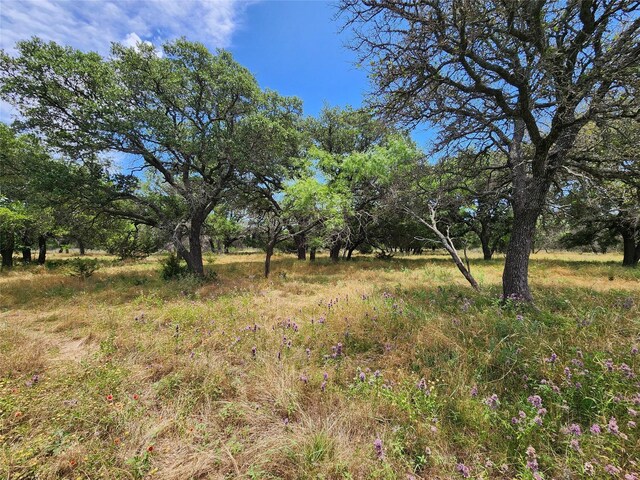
[0,0,432,148]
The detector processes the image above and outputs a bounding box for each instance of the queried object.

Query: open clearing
[1,252,639,479]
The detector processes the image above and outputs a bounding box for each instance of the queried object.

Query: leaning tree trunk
[38,235,47,265]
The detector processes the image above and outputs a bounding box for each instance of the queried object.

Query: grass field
[1,251,639,479]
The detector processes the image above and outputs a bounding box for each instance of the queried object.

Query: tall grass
[1,251,638,479]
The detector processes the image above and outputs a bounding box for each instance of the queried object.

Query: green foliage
[66,258,100,279]
[105,223,161,260]
[160,253,188,280]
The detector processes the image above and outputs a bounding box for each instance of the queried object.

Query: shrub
[161,253,188,280]
[67,258,100,279]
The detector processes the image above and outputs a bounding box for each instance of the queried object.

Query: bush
[67,258,100,279]
[161,253,188,280]
[105,224,162,260]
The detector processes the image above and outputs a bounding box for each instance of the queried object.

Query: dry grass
[0,251,638,479]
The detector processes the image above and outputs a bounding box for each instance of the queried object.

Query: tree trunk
[22,248,32,263]
[330,242,341,262]
[480,226,493,260]
[293,232,306,260]
[78,239,85,256]
[1,249,13,268]
[309,247,316,261]
[502,204,543,301]
[347,247,356,260]
[38,235,47,265]
[1,232,14,268]
[622,231,639,267]
[411,208,479,291]
[174,217,206,276]
[264,244,274,278]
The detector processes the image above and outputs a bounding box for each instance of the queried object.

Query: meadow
[1,251,638,479]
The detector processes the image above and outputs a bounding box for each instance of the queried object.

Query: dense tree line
[1,0,639,303]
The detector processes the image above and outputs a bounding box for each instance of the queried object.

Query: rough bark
[502,164,549,301]
[502,209,540,301]
[38,235,47,265]
[174,215,206,276]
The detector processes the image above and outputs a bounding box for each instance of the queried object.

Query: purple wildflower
[604,359,614,372]
[456,463,471,478]
[605,465,621,475]
[568,423,582,436]
[373,437,384,459]
[584,462,595,476]
[620,363,634,378]
[484,394,499,410]
[546,353,558,363]
[590,424,601,435]
[470,385,478,397]
[359,371,366,382]
[251,346,257,358]
[608,417,619,435]
[528,395,543,408]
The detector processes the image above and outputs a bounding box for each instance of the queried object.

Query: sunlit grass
[1,251,638,479]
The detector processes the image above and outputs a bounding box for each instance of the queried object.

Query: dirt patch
[53,336,95,362]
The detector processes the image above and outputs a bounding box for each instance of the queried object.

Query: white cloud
[121,32,149,49]
[0,0,253,55]
[0,0,255,122]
